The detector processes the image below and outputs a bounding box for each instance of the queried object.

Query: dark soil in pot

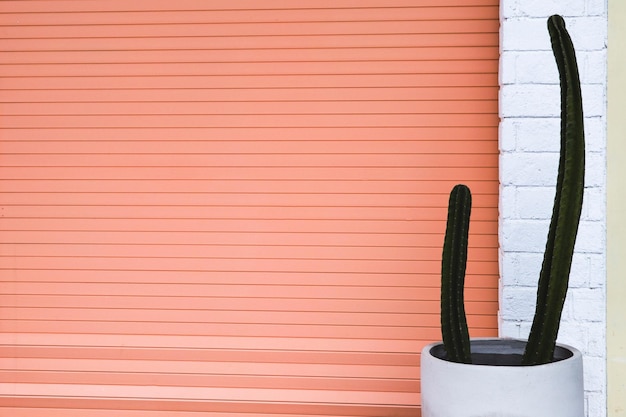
[429,338,574,366]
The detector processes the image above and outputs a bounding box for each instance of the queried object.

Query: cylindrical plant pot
[420,338,584,417]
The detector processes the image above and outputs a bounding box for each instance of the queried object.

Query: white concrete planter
[420,338,584,417]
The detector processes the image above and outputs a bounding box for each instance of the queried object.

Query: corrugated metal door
[0,1,499,415]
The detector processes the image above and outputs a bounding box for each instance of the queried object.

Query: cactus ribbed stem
[522,15,585,365]
[441,184,472,364]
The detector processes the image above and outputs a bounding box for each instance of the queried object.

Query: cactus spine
[441,184,472,364]
[521,15,585,365]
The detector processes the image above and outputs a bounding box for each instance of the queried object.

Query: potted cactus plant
[420,15,585,417]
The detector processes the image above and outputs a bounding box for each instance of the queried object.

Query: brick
[516,186,554,219]
[582,50,607,84]
[588,254,605,288]
[498,185,517,219]
[499,320,522,339]
[500,182,606,306]
[586,325,606,357]
[498,119,517,152]
[499,85,560,117]
[516,118,561,152]
[571,288,606,322]
[518,321,532,339]
[499,253,518,284]
[574,221,606,254]
[584,117,607,153]
[500,84,606,118]
[500,1,519,19]
[582,186,606,221]
[585,0,607,16]
[568,253,592,288]
[500,152,559,186]
[585,152,607,187]
[501,18,551,51]
[568,17,608,51]
[500,219,550,252]
[582,84,607,117]
[500,252,542,287]
[556,322,587,351]
[499,51,517,84]
[515,51,558,84]
[559,295,575,323]
[583,356,606,391]
[500,287,536,321]
[586,392,606,417]
[512,0,585,18]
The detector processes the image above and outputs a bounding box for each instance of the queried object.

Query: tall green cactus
[441,184,472,364]
[521,15,585,365]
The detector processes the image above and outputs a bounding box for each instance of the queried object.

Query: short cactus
[440,184,472,364]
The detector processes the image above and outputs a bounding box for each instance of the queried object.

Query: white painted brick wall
[499,2,607,417]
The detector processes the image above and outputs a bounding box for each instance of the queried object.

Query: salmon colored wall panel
[0,0,499,415]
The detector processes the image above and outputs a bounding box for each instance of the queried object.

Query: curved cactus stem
[441,184,472,364]
[522,15,585,365]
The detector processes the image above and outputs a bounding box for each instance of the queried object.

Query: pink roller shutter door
[0,1,499,415]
